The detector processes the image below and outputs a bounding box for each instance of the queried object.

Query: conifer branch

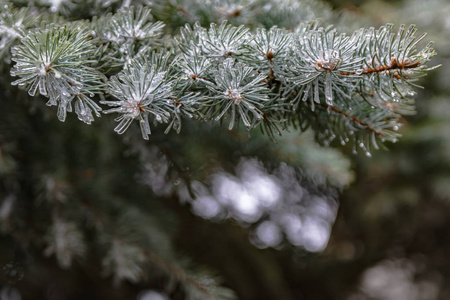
[3,3,437,154]
[321,103,384,136]
[339,57,422,79]
[141,247,233,300]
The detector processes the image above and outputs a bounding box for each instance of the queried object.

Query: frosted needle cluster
[4,4,437,154]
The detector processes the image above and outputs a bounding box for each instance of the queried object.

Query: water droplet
[393,126,399,131]
[318,49,341,70]
[54,70,61,79]
[365,151,372,157]
[359,142,364,148]
[156,114,162,122]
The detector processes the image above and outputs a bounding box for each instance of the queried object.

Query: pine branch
[4,3,437,154]
[338,57,420,77]
[142,247,236,300]
[74,192,235,298]
[321,103,384,137]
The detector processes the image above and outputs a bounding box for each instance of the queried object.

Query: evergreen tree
[0,0,440,299]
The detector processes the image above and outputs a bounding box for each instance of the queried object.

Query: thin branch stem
[176,6,195,21]
[339,57,421,79]
[321,103,384,136]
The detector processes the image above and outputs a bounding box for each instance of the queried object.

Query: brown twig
[189,74,207,81]
[266,51,274,63]
[321,103,384,136]
[262,51,275,79]
[339,57,421,79]
[168,97,184,109]
[138,102,146,112]
[218,7,242,18]
[176,5,195,20]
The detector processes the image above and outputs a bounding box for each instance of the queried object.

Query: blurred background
[0,0,450,299]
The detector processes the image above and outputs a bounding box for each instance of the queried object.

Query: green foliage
[0,0,437,154]
[10,24,103,123]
